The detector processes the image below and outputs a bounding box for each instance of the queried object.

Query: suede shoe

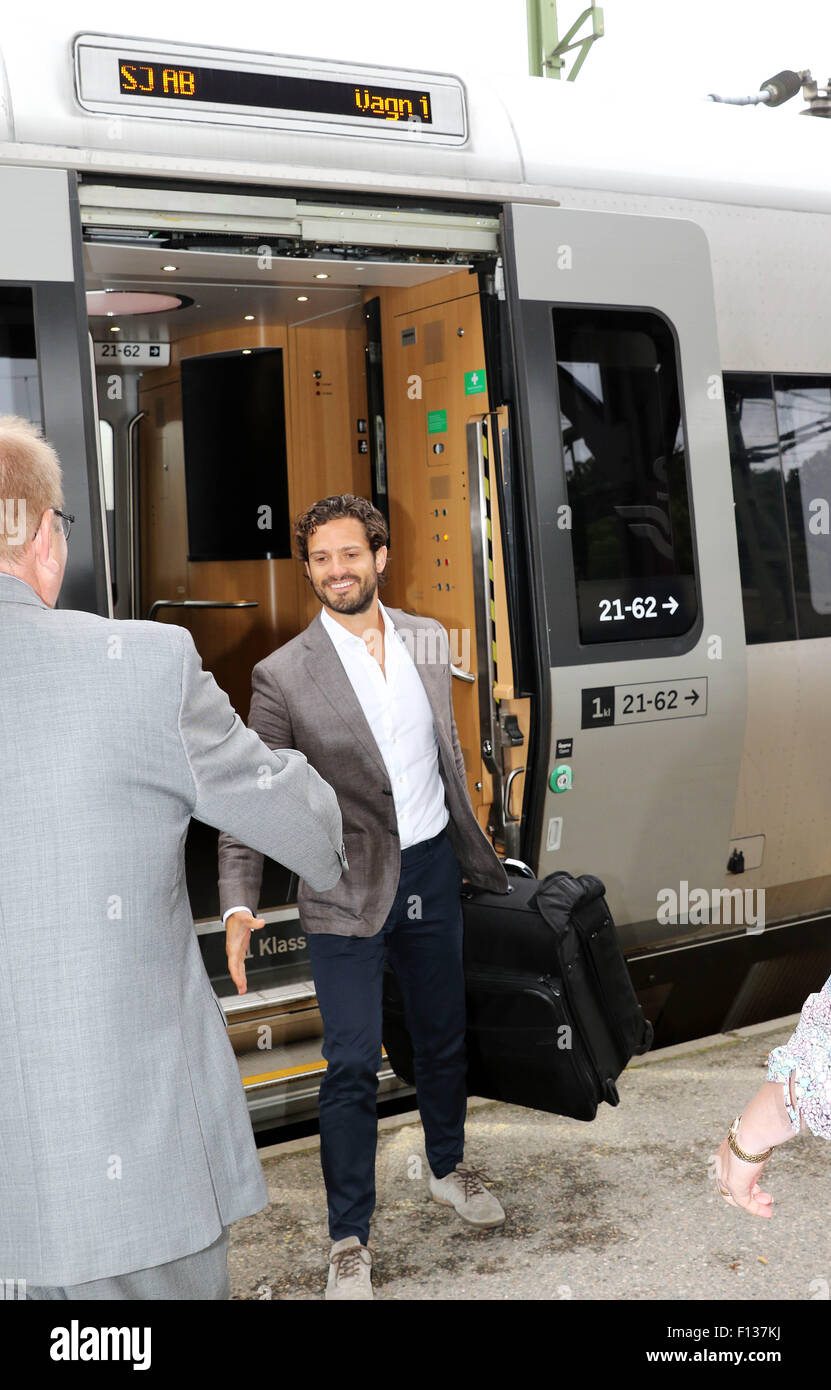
[429,1163,506,1228]
[325,1236,373,1300]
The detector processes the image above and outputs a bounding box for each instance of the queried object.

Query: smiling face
[304,516,387,616]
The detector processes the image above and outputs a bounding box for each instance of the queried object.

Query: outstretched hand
[225,910,267,995]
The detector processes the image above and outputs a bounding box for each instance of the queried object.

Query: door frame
[0,164,108,615]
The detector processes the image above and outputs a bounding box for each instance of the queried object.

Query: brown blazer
[218,606,509,935]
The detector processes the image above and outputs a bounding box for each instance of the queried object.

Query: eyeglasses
[29,508,74,544]
[53,509,74,541]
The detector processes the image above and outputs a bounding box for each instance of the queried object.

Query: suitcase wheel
[602,1078,620,1106]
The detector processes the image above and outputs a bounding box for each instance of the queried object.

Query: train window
[98,420,115,510]
[724,373,796,644]
[0,287,39,421]
[774,376,831,639]
[98,418,117,583]
[552,307,696,644]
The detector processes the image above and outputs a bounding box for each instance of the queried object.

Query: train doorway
[79,177,530,1126]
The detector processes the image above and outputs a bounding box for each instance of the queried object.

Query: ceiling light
[242,348,252,355]
[296,295,309,302]
[110,325,121,333]
[244,314,255,320]
[162,265,178,272]
[314,272,329,280]
[86,290,190,317]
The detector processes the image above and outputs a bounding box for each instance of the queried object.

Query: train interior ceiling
[84,188,529,943]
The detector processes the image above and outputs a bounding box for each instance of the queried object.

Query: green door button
[550,764,573,793]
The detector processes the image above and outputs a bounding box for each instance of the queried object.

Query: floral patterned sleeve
[766,974,831,1139]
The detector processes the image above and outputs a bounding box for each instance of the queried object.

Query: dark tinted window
[181,347,290,561]
[0,286,39,421]
[553,307,696,644]
[774,376,831,639]
[725,373,796,643]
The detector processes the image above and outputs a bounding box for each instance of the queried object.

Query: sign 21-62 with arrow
[581,677,708,729]
[574,576,697,644]
[598,594,679,621]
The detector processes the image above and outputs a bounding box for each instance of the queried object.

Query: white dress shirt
[320,600,449,849]
[222,601,448,921]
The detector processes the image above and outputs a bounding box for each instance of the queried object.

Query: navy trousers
[308,828,467,1244]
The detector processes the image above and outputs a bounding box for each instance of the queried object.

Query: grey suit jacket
[0,572,345,1286]
[219,606,509,935]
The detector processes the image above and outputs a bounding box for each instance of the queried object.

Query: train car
[2,26,830,1129]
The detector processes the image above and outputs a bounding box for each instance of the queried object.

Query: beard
[311,567,378,615]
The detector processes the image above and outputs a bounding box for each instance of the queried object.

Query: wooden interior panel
[170,324,289,362]
[288,305,370,629]
[375,269,493,823]
[488,405,530,829]
[138,380,188,609]
[186,560,299,722]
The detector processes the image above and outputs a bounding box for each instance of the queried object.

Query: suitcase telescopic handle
[504,858,535,879]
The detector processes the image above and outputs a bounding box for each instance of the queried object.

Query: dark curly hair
[293,494,389,584]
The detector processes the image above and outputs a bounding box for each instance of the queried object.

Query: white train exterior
[1,25,829,1080]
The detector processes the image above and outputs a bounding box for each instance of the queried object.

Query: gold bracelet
[727,1115,774,1164]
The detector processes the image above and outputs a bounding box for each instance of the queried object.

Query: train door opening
[79,180,531,1124]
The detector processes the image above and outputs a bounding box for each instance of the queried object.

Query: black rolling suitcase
[382,870,653,1121]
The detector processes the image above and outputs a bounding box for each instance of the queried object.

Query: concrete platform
[228,1014,831,1301]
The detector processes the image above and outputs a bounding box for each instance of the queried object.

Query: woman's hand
[713,1079,799,1217]
[713,1137,774,1218]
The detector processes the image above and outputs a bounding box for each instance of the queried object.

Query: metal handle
[87,332,115,619]
[503,766,525,823]
[503,858,535,879]
[147,599,259,620]
[451,663,475,684]
[126,411,146,620]
[466,416,501,783]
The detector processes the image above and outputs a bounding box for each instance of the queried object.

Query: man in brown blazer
[219,494,509,1299]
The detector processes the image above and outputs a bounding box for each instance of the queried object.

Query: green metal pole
[527,0,562,78]
[527,0,544,77]
[541,1,563,78]
[527,1,603,80]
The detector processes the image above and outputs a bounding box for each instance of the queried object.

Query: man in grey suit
[0,415,346,1300]
[220,494,510,1300]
